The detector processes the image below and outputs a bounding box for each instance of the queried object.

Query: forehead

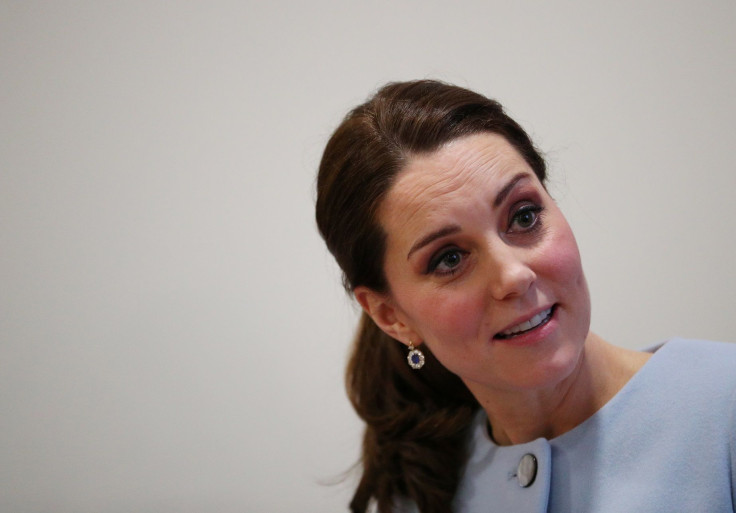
[380,133,532,235]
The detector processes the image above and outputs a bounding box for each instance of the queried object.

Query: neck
[470,332,649,446]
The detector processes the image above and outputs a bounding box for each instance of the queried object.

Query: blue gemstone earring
[407,341,425,370]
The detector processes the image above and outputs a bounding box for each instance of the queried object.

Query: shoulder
[651,338,736,379]
[655,337,736,355]
[642,339,736,506]
[641,338,736,417]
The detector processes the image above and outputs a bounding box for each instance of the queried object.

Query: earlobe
[354,286,417,346]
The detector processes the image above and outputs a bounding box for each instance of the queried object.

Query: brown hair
[315,80,547,513]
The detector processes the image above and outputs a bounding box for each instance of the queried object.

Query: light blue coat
[403,339,736,512]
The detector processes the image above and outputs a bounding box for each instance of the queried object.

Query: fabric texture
[402,338,736,512]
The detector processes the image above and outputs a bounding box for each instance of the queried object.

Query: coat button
[517,453,538,488]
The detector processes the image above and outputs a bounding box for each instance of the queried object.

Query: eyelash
[426,247,469,276]
[424,202,545,276]
[508,203,544,233]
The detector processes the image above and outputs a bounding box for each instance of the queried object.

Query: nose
[486,244,536,301]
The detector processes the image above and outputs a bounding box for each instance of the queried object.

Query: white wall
[1,1,734,511]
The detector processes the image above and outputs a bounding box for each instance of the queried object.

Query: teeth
[501,307,552,336]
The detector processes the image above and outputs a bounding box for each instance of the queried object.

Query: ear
[354,286,419,347]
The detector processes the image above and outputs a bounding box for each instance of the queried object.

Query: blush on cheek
[412,292,484,347]
[540,229,583,281]
[542,228,591,330]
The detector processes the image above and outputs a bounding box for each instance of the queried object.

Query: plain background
[2,1,735,511]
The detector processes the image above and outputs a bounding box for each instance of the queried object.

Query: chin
[511,338,586,392]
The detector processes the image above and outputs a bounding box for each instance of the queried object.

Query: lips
[495,306,555,339]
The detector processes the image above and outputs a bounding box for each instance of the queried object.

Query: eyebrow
[407,224,461,259]
[406,172,532,260]
[494,172,530,208]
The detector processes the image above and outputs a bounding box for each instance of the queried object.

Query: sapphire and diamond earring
[407,341,425,370]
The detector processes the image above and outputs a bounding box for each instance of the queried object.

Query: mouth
[494,305,556,340]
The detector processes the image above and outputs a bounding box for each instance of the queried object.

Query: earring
[407,341,425,370]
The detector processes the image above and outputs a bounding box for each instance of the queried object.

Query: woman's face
[358,133,591,395]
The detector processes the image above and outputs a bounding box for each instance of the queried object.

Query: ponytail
[346,313,478,513]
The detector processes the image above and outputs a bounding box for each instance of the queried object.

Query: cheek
[538,224,590,308]
[546,242,582,281]
[406,289,485,345]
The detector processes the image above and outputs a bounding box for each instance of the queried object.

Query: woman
[315,80,736,513]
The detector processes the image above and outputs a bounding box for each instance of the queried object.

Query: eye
[427,248,467,276]
[509,204,543,232]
